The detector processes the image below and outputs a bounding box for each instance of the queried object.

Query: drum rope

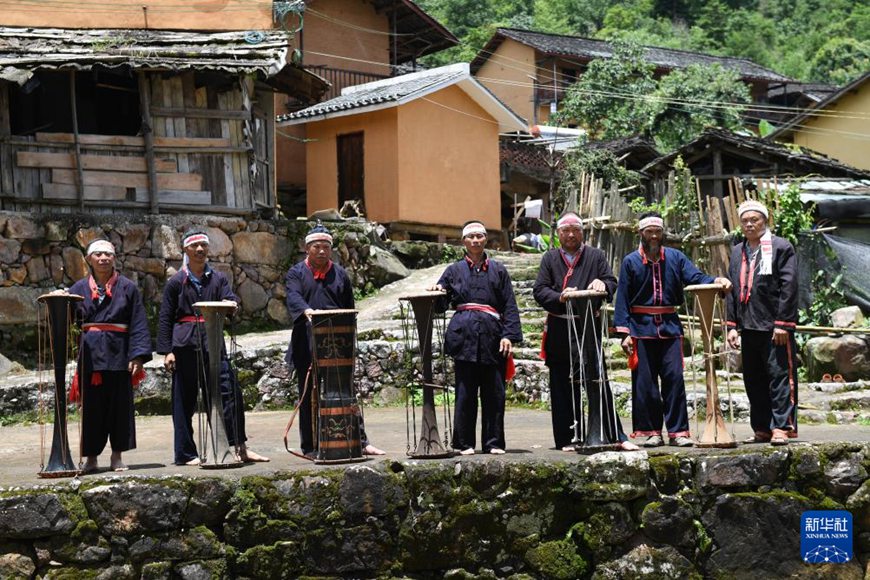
[399,301,414,454]
[69,304,82,471]
[36,301,46,471]
[435,311,452,449]
[192,309,209,463]
[565,298,584,444]
[228,313,243,456]
[602,305,620,444]
[688,294,701,437]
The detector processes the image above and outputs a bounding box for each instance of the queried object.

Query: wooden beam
[36,132,231,148]
[42,183,128,201]
[16,151,177,173]
[133,189,212,205]
[150,107,251,120]
[51,169,202,190]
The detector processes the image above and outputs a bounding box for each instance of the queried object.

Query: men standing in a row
[533,212,637,451]
[70,239,152,473]
[727,200,799,446]
[158,230,268,465]
[284,224,385,458]
[431,221,522,455]
[614,212,732,448]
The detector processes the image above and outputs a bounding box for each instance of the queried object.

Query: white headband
[638,216,664,231]
[738,200,769,219]
[557,213,582,229]
[86,240,115,256]
[305,232,333,245]
[182,233,210,248]
[462,222,487,238]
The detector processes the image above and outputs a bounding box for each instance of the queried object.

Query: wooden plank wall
[1,70,269,214]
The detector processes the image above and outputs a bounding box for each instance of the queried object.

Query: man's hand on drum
[499,338,512,356]
[714,277,733,294]
[587,279,606,293]
[621,336,634,356]
[304,308,315,321]
[427,284,444,292]
[559,287,577,303]
[163,352,176,374]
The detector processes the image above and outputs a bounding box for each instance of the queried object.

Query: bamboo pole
[69,71,85,211]
[137,71,160,215]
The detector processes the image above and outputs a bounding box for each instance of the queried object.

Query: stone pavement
[2,407,869,489]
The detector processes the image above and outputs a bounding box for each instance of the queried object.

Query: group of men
[69,197,798,470]
[431,198,798,454]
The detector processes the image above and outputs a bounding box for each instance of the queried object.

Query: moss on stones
[524,539,588,580]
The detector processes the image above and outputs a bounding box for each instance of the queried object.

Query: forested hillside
[417,0,869,84]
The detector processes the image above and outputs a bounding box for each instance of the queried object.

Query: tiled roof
[473,28,790,83]
[644,128,870,179]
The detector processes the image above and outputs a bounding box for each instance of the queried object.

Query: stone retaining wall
[1,444,868,578]
[0,211,419,355]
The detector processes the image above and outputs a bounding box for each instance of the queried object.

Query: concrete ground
[2,407,869,488]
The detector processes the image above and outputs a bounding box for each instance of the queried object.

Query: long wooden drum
[310,309,365,463]
[37,292,83,478]
[684,283,736,448]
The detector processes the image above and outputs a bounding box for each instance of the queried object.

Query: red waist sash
[630,306,676,314]
[82,323,129,332]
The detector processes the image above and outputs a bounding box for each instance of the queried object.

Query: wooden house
[278,63,526,240]
[471,27,790,126]
[642,128,870,200]
[0,27,326,215]
[769,72,870,172]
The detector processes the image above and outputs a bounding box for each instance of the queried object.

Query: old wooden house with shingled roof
[0,2,328,216]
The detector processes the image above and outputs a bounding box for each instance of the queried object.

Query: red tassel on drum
[132,368,146,387]
[68,371,80,403]
[539,330,547,360]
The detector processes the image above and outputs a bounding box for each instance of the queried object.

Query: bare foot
[82,457,99,474]
[185,457,201,466]
[488,448,505,455]
[109,452,128,471]
[619,441,641,451]
[561,445,576,452]
[239,448,270,462]
[363,444,386,456]
[459,448,475,456]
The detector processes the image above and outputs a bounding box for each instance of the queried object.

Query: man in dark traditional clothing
[284,223,385,458]
[533,212,638,452]
[69,239,151,473]
[614,212,732,448]
[430,220,522,455]
[158,230,268,465]
[727,200,799,446]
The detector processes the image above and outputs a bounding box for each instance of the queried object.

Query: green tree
[809,37,870,84]
[555,41,657,140]
[650,64,750,150]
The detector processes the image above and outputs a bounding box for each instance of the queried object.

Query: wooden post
[137,71,160,214]
[712,149,723,199]
[0,82,12,209]
[69,72,86,211]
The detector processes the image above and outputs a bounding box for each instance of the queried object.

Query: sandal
[743,431,772,444]
[833,374,845,383]
[821,373,833,383]
[770,429,789,446]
